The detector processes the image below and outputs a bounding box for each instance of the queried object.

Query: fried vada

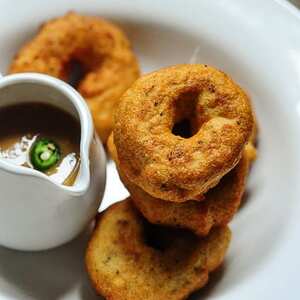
[113,64,253,202]
[9,12,140,142]
[108,133,252,236]
[86,199,231,300]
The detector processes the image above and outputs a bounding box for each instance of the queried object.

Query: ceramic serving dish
[0,73,106,251]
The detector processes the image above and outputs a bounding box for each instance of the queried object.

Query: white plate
[0,0,300,299]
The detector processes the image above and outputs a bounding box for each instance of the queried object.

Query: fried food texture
[9,12,140,142]
[108,133,251,236]
[85,199,231,300]
[113,64,253,201]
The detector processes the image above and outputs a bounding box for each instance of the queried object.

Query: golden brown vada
[114,64,253,202]
[108,133,252,236]
[130,153,250,236]
[9,12,140,142]
[85,199,231,300]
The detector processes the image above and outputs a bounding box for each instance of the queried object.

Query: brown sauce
[0,103,81,186]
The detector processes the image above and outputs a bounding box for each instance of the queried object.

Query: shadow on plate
[189,264,226,300]
[80,274,104,300]
[238,189,252,211]
[0,224,97,300]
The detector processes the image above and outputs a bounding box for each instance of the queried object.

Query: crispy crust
[9,12,140,142]
[108,133,252,236]
[114,64,253,201]
[85,199,231,300]
[130,153,250,236]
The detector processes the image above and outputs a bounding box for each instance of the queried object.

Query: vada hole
[143,220,197,252]
[172,91,199,138]
[172,118,193,138]
[66,59,87,88]
[143,221,171,251]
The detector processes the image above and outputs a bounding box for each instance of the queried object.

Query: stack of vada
[86,64,257,300]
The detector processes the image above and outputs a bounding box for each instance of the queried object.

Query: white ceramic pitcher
[0,73,106,251]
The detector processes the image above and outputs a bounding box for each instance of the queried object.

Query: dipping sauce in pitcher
[0,103,81,185]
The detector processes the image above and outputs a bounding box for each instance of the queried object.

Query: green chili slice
[30,138,60,171]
